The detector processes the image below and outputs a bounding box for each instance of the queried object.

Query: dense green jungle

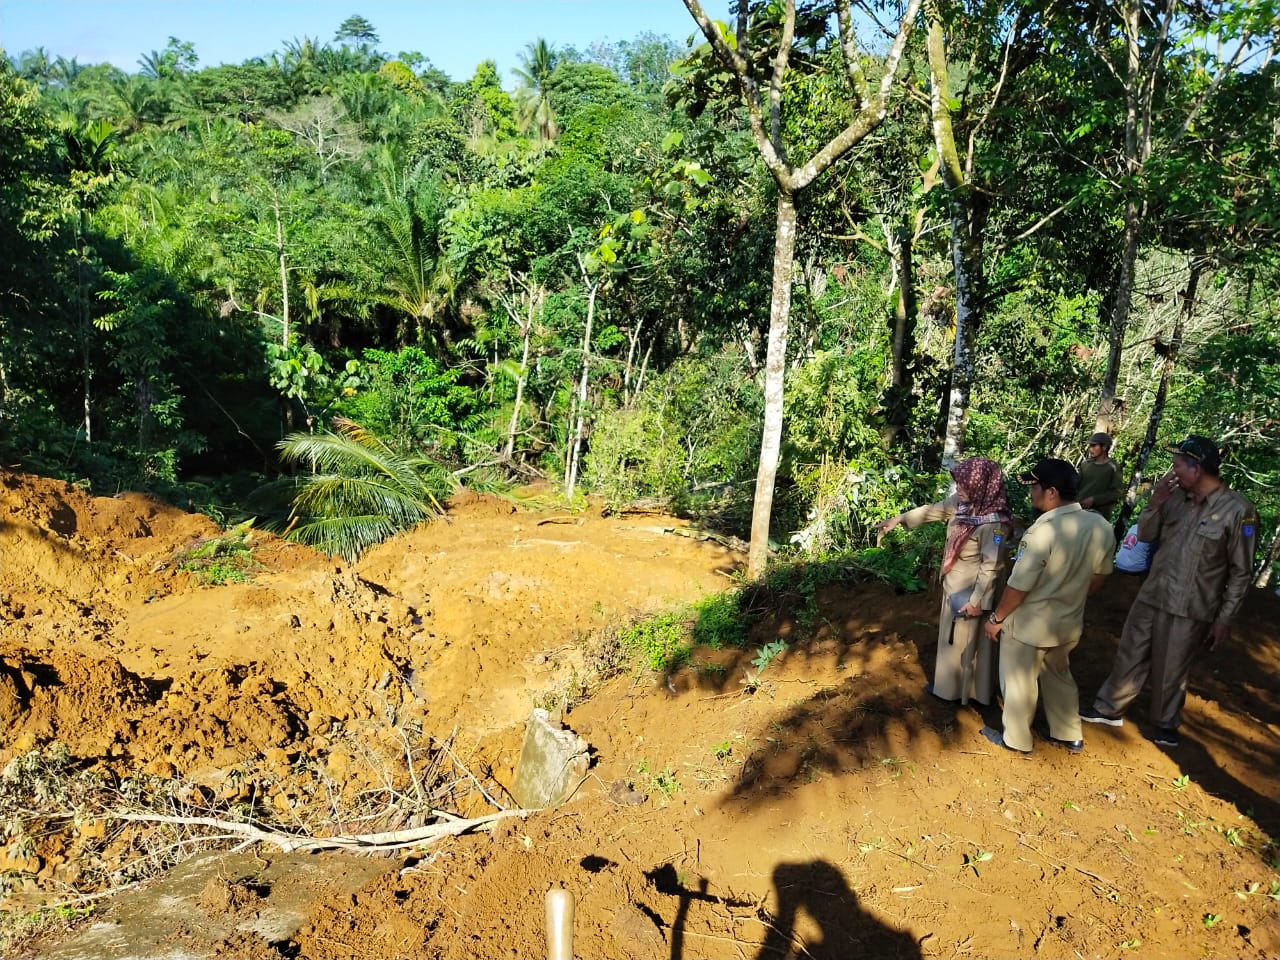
[2,2,1278,582]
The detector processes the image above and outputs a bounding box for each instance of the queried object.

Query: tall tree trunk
[746,189,798,578]
[565,281,598,500]
[562,383,577,490]
[1096,200,1144,432]
[623,314,645,407]
[1095,0,1158,432]
[927,5,983,468]
[273,194,290,349]
[940,198,982,468]
[503,282,540,461]
[635,340,654,404]
[684,0,921,579]
[505,322,532,461]
[1114,257,1200,535]
[881,219,918,447]
[78,210,92,443]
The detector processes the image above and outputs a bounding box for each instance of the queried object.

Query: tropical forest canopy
[2,2,1277,580]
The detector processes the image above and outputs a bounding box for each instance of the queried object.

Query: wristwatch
[987,612,1004,625]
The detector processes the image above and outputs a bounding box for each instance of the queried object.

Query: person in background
[1077,432,1124,517]
[876,458,1012,706]
[981,458,1115,755]
[1081,435,1258,748]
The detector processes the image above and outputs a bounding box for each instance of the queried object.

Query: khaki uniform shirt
[1005,503,1115,648]
[1077,458,1123,514]
[1135,484,1258,625]
[901,495,1010,609]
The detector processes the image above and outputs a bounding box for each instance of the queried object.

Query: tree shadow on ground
[657,565,963,805]
[1074,575,1280,835]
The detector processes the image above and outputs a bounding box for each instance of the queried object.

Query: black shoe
[1046,735,1084,754]
[1151,728,1180,747]
[1080,706,1123,727]
[981,726,1030,755]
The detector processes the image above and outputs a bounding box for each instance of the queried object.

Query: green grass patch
[617,540,936,674]
[176,518,260,586]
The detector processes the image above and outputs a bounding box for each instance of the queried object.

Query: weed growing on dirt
[1224,827,1244,847]
[690,592,747,648]
[963,849,994,877]
[636,759,681,798]
[750,639,788,673]
[1178,811,1205,836]
[858,836,884,855]
[1201,912,1222,928]
[176,518,260,585]
[1236,880,1280,901]
[738,639,789,694]
[712,739,737,761]
[618,610,694,671]
[879,757,915,779]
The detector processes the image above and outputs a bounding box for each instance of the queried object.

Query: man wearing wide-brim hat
[1081,435,1259,748]
[980,458,1116,755]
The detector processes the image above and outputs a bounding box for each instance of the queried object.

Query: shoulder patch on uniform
[993,532,1003,545]
[1243,523,1255,538]
[1015,544,1025,561]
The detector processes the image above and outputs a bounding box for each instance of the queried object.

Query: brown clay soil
[1,469,1278,959]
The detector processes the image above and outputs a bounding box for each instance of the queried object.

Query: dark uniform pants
[1094,600,1209,730]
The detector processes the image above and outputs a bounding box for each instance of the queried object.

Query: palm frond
[277,418,452,560]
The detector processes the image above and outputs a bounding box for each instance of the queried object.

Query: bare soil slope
[2,470,1277,959]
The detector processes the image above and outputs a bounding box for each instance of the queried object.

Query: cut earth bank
[1,470,1277,958]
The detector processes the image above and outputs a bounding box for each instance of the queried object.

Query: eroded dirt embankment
[0,471,742,914]
[3,469,1278,960]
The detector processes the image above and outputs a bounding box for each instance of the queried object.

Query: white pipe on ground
[546,887,574,960]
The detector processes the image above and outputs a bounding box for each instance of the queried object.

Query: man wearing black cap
[1082,435,1258,747]
[980,458,1116,755]
[1077,432,1124,517]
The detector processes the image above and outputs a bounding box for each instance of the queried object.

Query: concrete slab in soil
[511,709,590,809]
[41,849,390,960]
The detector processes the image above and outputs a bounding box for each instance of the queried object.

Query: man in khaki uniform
[1082,435,1258,747]
[981,459,1116,754]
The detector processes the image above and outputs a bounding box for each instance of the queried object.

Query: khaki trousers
[999,636,1082,753]
[933,595,996,705]
[1094,600,1208,730]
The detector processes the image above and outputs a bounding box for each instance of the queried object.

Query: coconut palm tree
[278,417,451,560]
[16,47,54,86]
[512,39,559,142]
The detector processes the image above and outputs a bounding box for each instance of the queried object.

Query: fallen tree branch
[105,807,539,854]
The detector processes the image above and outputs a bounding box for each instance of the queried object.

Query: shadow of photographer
[752,860,921,960]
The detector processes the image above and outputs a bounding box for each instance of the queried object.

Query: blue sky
[0,0,730,86]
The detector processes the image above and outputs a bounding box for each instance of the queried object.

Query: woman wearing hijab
[875,458,1013,705]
